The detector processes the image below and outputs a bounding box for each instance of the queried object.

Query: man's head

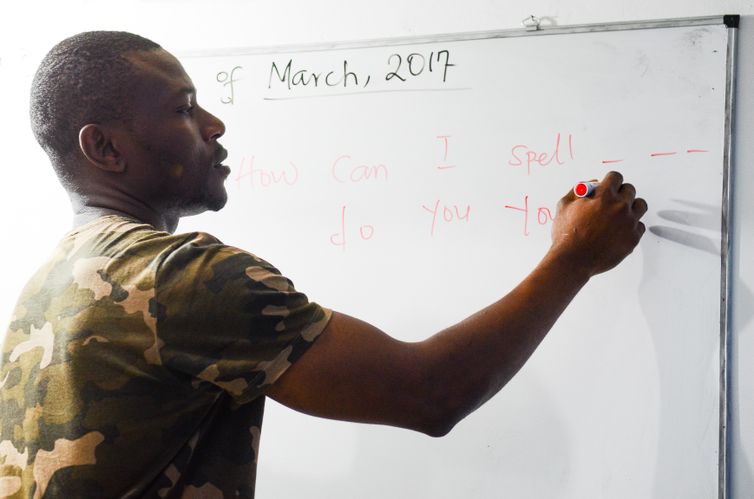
[30,31,161,175]
[30,31,230,224]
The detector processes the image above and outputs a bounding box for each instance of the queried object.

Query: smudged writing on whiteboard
[234,156,299,190]
[331,155,389,183]
[330,205,375,252]
[508,133,575,176]
[436,135,456,170]
[422,200,472,237]
[504,195,556,237]
[216,66,242,105]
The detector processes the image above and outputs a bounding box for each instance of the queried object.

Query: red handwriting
[504,195,555,237]
[602,148,709,164]
[421,200,471,236]
[436,135,456,170]
[331,154,389,183]
[234,156,299,190]
[509,133,574,175]
[329,205,375,252]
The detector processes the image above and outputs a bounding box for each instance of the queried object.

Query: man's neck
[70,195,179,233]
[73,207,146,228]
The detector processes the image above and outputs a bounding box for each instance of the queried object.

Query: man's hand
[549,171,648,277]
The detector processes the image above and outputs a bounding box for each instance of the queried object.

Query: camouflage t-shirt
[0,215,331,498]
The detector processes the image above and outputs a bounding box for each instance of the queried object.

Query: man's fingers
[618,183,636,201]
[559,187,578,208]
[602,171,624,193]
[632,197,648,218]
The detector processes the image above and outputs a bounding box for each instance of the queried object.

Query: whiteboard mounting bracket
[522,15,542,31]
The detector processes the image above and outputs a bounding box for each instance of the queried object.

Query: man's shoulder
[70,214,225,255]
[5,216,269,340]
[65,215,266,270]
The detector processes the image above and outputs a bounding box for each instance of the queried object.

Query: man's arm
[266,171,647,436]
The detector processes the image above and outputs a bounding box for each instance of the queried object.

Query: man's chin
[179,193,228,217]
[208,202,227,213]
[206,193,228,212]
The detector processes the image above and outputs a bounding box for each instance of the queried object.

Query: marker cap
[574,181,598,198]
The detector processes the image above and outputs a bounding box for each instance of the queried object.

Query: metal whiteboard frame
[181,15,740,499]
[721,17,739,499]
[181,15,738,57]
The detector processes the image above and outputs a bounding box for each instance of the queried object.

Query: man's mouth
[213,147,229,168]
[214,161,231,177]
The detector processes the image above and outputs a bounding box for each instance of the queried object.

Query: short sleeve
[154,232,331,405]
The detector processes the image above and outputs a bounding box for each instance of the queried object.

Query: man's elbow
[400,344,478,438]
[411,392,470,438]
[419,417,457,438]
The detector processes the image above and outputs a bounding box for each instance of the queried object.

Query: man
[0,31,646,498]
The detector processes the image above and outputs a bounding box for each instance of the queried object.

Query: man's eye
[178,106,195,115]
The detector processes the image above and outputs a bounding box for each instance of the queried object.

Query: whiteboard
[177,17,734,499]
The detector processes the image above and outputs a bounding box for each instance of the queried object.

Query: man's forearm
[416,249,591,435]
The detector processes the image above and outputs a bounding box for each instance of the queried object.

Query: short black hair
[30,31,161,185]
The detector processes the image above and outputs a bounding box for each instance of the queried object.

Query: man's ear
[78,124,126,173]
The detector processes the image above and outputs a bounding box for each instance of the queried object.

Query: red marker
[574,181,599,198]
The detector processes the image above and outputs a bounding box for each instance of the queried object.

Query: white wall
[1,1,752,497]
